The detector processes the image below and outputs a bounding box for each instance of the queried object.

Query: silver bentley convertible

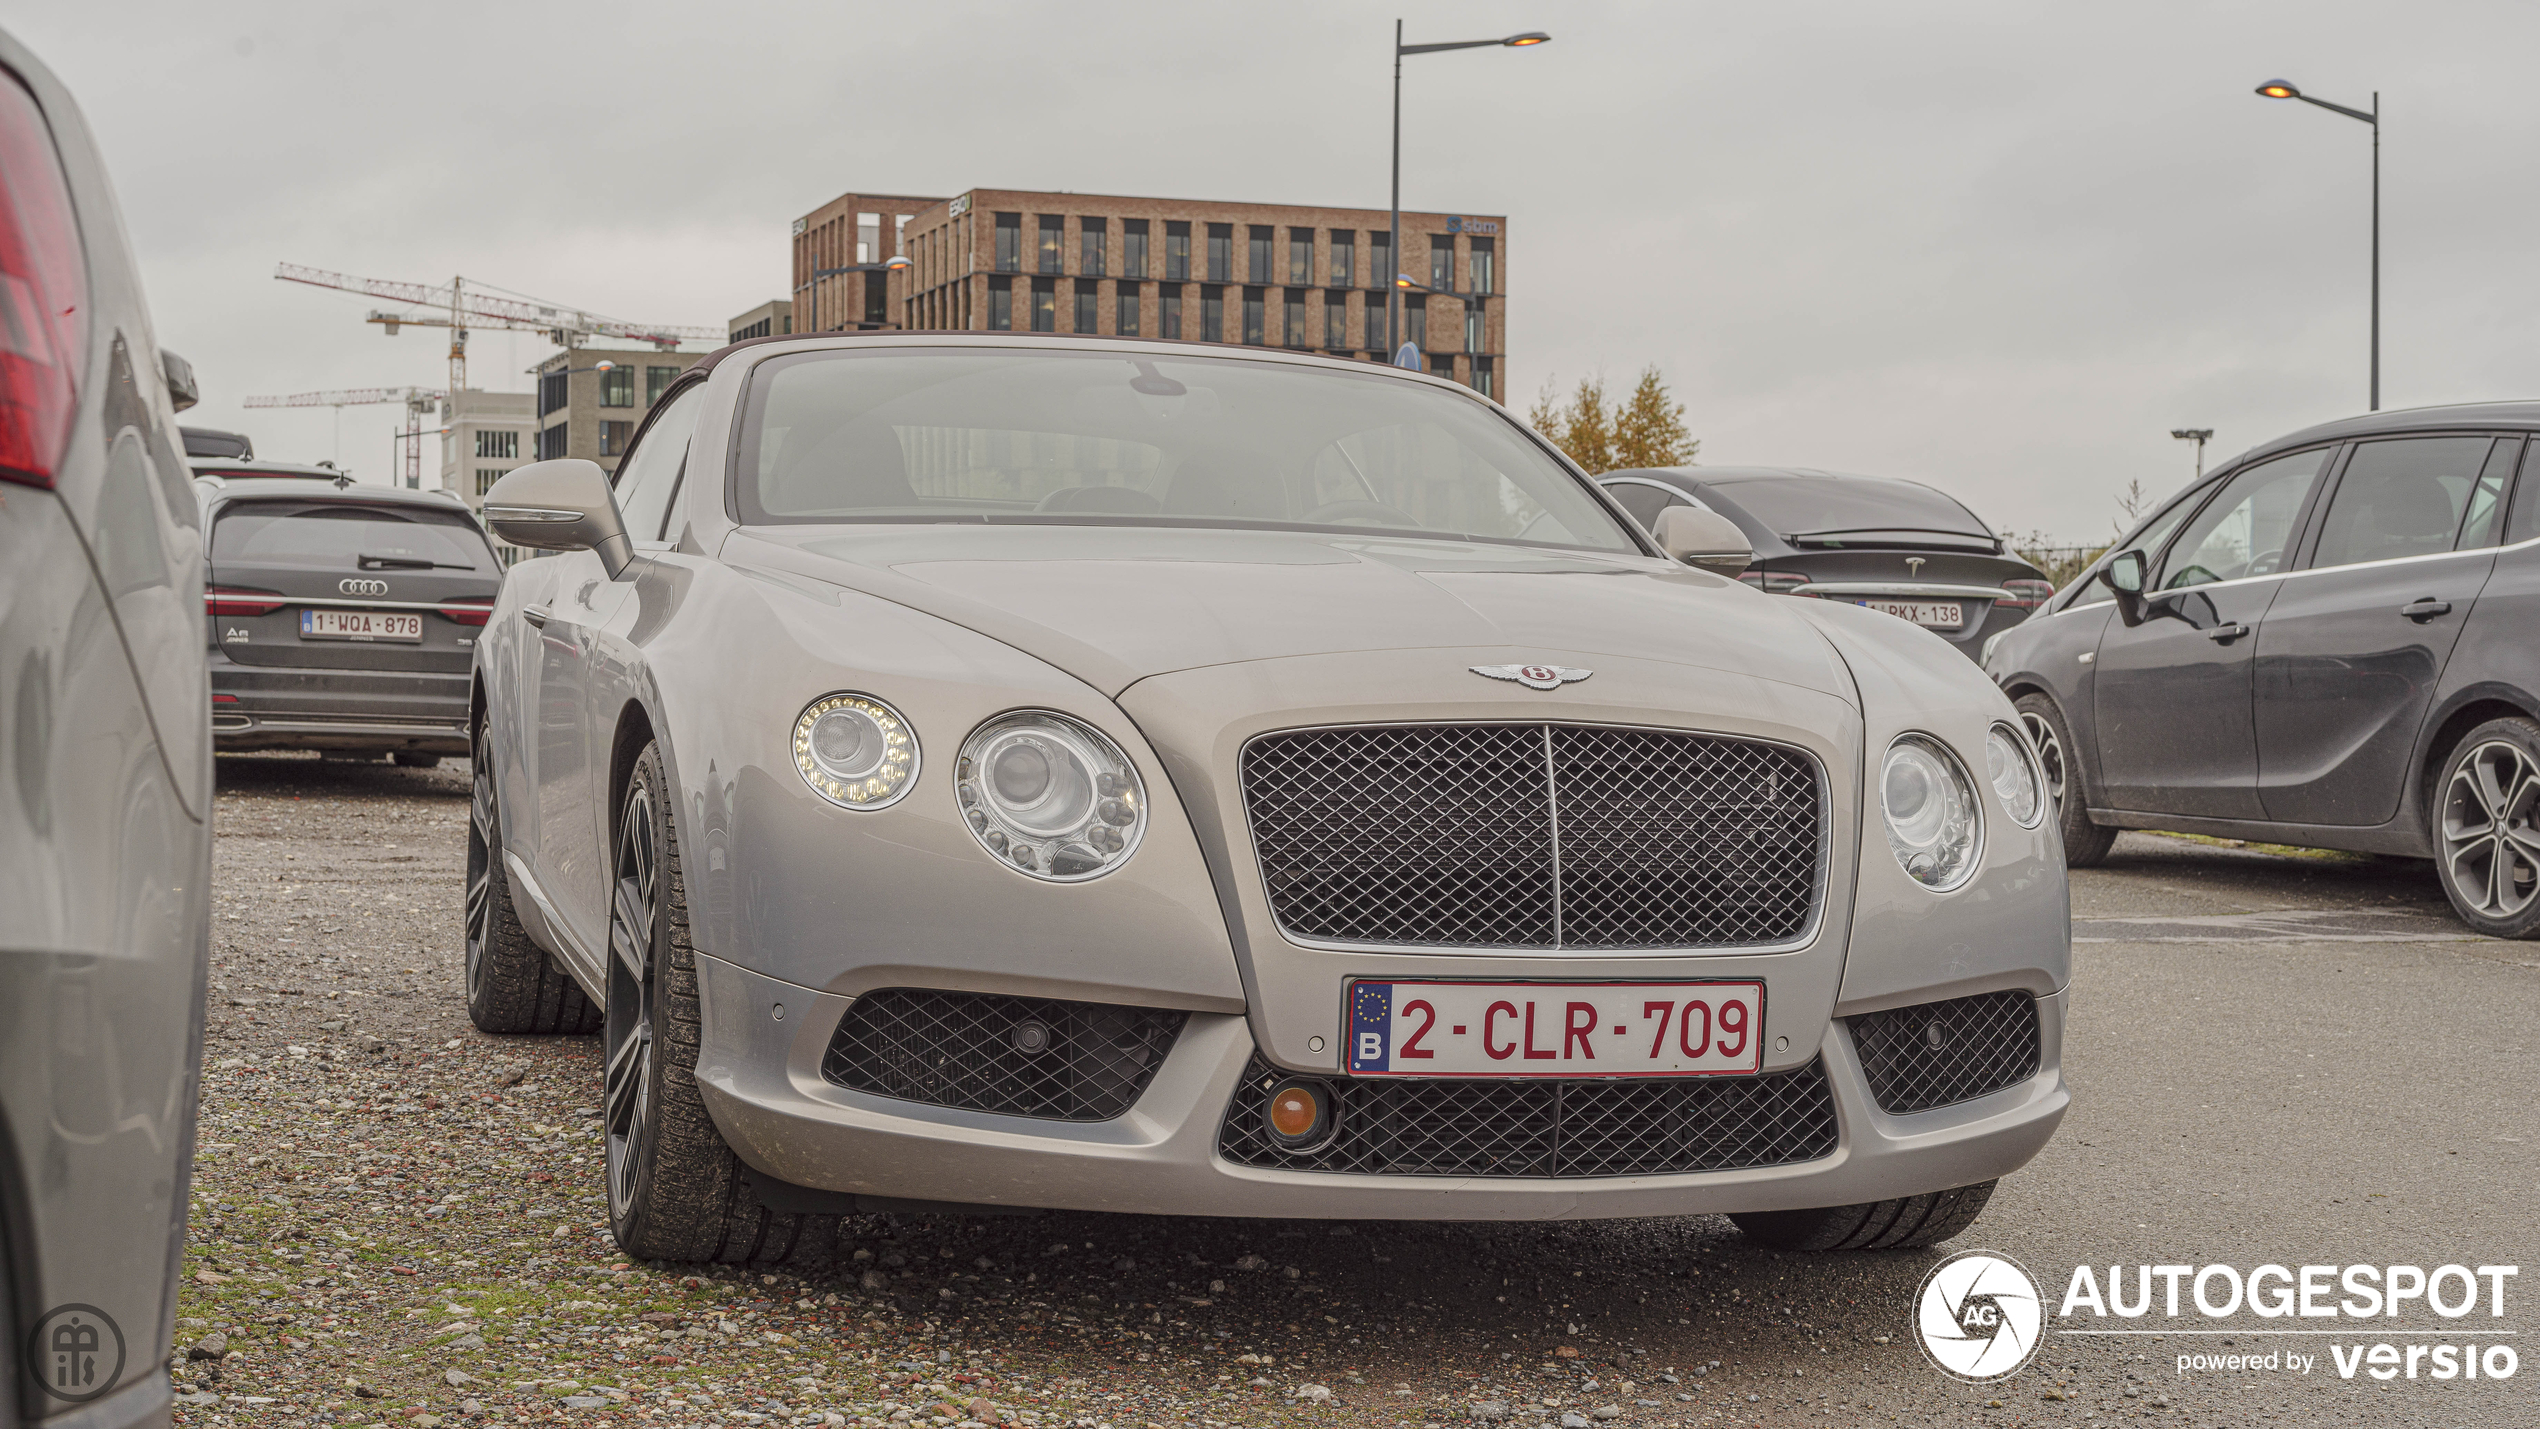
[466,333,2069,1263]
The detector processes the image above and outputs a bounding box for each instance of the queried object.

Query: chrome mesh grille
[820,989,1184,1122]
[1847,991,2040,1114]
[1216,1057,1839,1177]
[1242,723,1822,949]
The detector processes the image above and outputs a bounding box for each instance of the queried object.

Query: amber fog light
[1264,1078,1336,1150]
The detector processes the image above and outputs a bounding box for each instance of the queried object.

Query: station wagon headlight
[1882,734,1981,891]
[793,693,919,810]
[958,711,1147,881]
[1985,723,2045,829]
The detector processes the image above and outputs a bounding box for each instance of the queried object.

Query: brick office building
[793,188,1508,401]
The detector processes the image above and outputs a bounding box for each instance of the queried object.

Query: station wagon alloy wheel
[2019,710,2066,819]
[2438,735,2540,930]
[605,776,661,1221]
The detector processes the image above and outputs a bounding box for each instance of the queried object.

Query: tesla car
[1984,401,2540,937]
[198,476,498,766]
[180,425,253,460]
[1598,466,2053,661]
[0,26,213,1429]
[464,333,2069,1264]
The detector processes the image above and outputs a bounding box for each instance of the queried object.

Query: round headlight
[1985,723,2045,829]
[958,711,1147,881]
[1881,734,1981,891]
[792,693,919,809]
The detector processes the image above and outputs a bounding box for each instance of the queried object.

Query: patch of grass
[2148,831,2365,863]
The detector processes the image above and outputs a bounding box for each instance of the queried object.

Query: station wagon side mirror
[161,349,199,413]
[2100,548,2148,626]
[482,458,633,579]
[1654,504,1752,577]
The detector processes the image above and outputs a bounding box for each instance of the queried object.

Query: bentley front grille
[1241,723,1823,949]
[820,988,1184,1122]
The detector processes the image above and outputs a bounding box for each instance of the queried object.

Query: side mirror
[2099,548,2148,626]
[1654,504,1753,576]
[161,349,199,413]
[482,459,632,579]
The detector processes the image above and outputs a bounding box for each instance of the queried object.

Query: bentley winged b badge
[1471,663,1592,692]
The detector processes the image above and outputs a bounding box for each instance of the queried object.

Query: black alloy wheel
[2013,692,2115,868]
[463,721,599,1034]
[2435,718,2540,938]
[604,770,663,1224]
[465,730,499,1005]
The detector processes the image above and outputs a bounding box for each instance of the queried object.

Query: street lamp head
[1504,32,1551,46]
[2256,79,2300,100]
[885,254,912,270]
[594,360,615,371]
[1396,273,1418,289]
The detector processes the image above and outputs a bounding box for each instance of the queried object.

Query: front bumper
[693,952,2066,1220]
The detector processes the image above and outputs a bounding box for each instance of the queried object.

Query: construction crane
[273,263,723,393]
[243,387,444,488]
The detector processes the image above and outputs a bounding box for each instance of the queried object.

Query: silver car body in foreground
[472,334,2066,1248]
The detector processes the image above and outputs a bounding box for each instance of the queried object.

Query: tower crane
[272,263,722,393]
[243,386,444,488]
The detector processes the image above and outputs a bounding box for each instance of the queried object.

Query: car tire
[2431,716,2540,938]
[1728,1180,1998,1252]
[604,740,836,1265]
[393,751,443,769]
[465,724,601,1034]
[2015,693,2116,869]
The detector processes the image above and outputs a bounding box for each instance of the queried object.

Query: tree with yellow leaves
[1526,366,1697,474]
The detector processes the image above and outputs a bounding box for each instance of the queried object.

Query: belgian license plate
[1344,980,1765,1077]
[300,609,422,642]
[1855,599,1963,629]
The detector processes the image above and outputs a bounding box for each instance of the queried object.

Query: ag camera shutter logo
[1915,1250,2044,1383]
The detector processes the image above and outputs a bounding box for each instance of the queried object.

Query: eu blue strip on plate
[1348,981,1392,1073]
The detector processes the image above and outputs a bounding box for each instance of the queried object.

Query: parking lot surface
[175,756,2537,1429]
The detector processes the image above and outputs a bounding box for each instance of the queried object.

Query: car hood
[719,525,1857,704]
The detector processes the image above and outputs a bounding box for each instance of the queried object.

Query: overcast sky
[17,0,2540,541]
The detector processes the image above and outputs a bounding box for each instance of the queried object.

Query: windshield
[1709,474,1990,539]
[733,348,1639,554]
[211,501,493,570]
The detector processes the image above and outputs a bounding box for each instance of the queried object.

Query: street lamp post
[1389,24,1548,360]
[801,255,912,334]
[2256,79,2379,410]
[2171,427,2215,481]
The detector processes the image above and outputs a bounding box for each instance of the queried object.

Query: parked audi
[1985,401,2540,937]
[197,476,497,766]
[1599,466,2053,660]
[1,25,213,1429]
[461,332,2067,1264]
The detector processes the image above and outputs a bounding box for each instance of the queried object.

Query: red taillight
[206,586,286,617]
[0,74,88,490]
[1736,570,1813,596]
[1998,578,2057,611]
[438,598,494,626]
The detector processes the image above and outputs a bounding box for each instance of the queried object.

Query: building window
[1406,300,1427,351]
[1430,234,1455,291]
[1031,277,1056,332]
[476,467,507,496]
[1206,223,1232,283]
[1472,355,1496,400]
[1465,305,1483,353]
[859,272,883,325]
[1283,289,1306,348]
[1246,226,1272,283]
[538,422,567,459]
[1289,228,1313,285]
[1241,287,1265,345]
[1325,291,1347,350]
[988,276,1013,330]
[600,366,636,407]
[1469,237,1495,296]
[1202,285,1224,343]
[1074,283,1097,334]
[994,213,1021,272]
[646,366,680,404]
[538,368,568,417]
[1037,215,1063,275]
[856,213,880,265]
[1164,221,1190,281]
[474,429,517,459]
[1329,230,1355,288]
[1079,217,1107,277]
[1117,286,1141,337]
[1369,231,1393,290]
[1122,219,1149,279]
[600,420,634,458]
[1160,283,1182,339]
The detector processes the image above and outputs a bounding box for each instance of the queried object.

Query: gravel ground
[175,755,2533,1429]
